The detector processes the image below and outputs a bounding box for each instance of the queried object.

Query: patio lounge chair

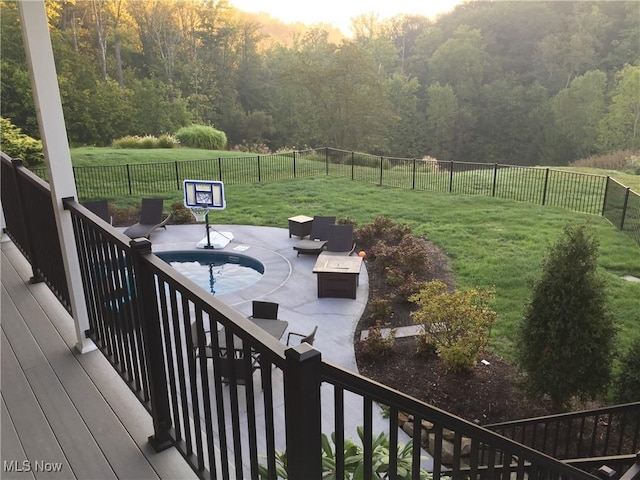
[293,216,335,256]
[323,224,356,255]
[123,198,170,239]
[82,200,112,224]
[286,325,318,346]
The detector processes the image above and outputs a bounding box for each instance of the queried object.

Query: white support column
[18,1,95,353]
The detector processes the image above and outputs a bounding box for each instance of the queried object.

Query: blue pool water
[156,251,264,296]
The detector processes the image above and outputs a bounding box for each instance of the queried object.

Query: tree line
[1,0,638,166]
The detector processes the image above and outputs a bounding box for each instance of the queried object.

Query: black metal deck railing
[5,152,636,479]
[486,402,640,473]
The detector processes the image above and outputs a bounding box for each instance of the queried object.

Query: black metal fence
[29,147,640,245]
[4,151,609,479]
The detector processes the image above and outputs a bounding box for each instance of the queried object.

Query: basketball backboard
[183,180,226,210]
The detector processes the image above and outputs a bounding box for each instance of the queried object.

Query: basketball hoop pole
[204,209,213,249]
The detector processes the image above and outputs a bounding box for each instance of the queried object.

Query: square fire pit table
[312,254,363,299]
[288,215,313,238]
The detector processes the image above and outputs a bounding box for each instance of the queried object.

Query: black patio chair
[82,200,112,224]
[287,325,318,346]
[251,300,279,320]
[324,224,356,255]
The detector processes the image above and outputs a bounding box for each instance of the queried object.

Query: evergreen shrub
[516,223,616,411]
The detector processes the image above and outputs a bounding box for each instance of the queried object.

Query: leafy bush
[355,216,412,247]
[394,273,429,301]
[371,236,429,274]
[358,320,396,361]
[410,281,497,372]
[569,150,640,171]
[170,202,196,224]
[156,134,178,148]
[174,124,227,150]
[112,134,178,148]
[368,297,393,319]
[140,135,156,149]
[516,223,615,411]
[614,334,640,405]
[258,426,436,480]
[0,117,44,166]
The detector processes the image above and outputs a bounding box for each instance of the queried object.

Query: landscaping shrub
[174,124,227,150]
[368,297,393,319]
[170,201,196,224]
[410,280,497,372]
[516,223,616,411]
[112,134,179,148]
[371,236,430,274]
[358,320,396,361]
[354,216,412,247]
[156,134,178,148]
[613,334,640,405]
[258,427,435,480]
[0,117,44,166]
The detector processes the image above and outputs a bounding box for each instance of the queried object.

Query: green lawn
[70,148,640,366]
[138,176,639,361]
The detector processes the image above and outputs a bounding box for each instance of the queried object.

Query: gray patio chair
[293,216,335,256]
[123,198,170,239]
[324,224,356,255]
[286,325,318,346]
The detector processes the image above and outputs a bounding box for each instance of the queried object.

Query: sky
[228,0,464,35]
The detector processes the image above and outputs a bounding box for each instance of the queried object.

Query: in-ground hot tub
[156,250,264,296]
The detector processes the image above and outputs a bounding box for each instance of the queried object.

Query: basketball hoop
[183,180,226,250]
[190,206,210,223]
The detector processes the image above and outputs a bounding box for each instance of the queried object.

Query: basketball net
[190,206,210,223]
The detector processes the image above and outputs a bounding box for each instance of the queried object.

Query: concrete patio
[145,223,370,372]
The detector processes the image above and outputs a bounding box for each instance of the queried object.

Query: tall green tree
[424,82,459,161]
[552,70,607,159]
[517,224,615,412]
[599,64,640,152]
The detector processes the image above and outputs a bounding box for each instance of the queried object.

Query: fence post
[129,238,174,452]
[492,163,498,197]
[293,150,297,178]
[257,155,261,182]
[620,187,630,230]
[284,344,322,479]
[601,176,611,217]
[325,147,329,176]
[351,151,355,180]
[218,157,222,182]
[380,156,384,186]
[126,163,132,195]
[412,159,416,190]
[174,160,180,190]
[449,161,454,193]
[542,168,550,206]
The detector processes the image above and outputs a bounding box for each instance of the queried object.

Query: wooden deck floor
[1,240,197,480]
